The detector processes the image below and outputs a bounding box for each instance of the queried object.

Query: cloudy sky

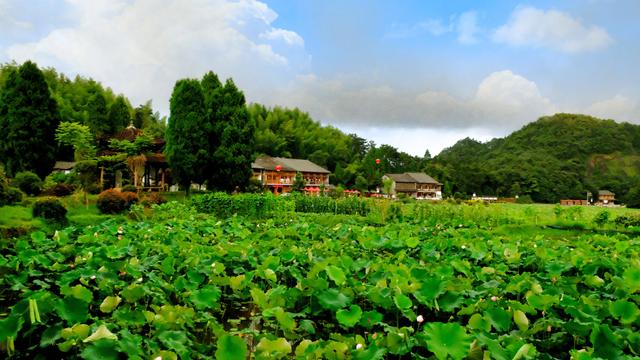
[1,0,639,156]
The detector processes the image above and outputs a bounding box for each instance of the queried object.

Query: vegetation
[1,200,640,358]
[96,189,139,214]
[32,198,68,223]
[0,61,60,178]
[428,114,640,203]
[12,172,43,196]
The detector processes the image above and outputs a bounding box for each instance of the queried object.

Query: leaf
[623,267,640,293]
[83,325,118,343]
[99,296,121,313]
[157,331,189,357]
[120,284,145,303]
[256,337,291,359]
[336,305,362,328]
[317,289,351,310]
[326,265,346,286]
[215,335,247,360]
[467,313,491,332]
[393,293,412,310]
[414,277,446,305]
[68,285,93,303]
[485,308,511,332]
[263,307,297,331]
[513,310,529,332]
[423,322,472,360]
[359,310,383,328]
[0,315,24,341]
[590,324,621,359]
[189,285,221,310]
[609,299,639,324]
[80,339,120,360]
[56,297,89,324]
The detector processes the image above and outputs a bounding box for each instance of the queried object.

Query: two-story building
[383,172,443,200]
[598,190,615,205]
[252,155,330,194]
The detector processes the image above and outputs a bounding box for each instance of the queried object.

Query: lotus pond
[1,200,640,359]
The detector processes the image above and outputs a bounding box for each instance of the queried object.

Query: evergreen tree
[165,79,207,195]
[207,79,256,191]
[107,95,131,133]
[0,61,60,178]
[86,92,108,136]
[133,101,153,129]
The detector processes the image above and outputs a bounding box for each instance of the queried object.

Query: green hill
[427,113,640,203]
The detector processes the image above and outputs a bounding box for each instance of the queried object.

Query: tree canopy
[0,61,60,178]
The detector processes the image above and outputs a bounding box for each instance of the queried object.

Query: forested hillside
[427,113,640,203]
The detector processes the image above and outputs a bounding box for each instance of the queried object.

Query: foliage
[109,135,154,157]
[165,79,207,193]
[12,171,43,196]
[74,160,98,192]
[141,192,167,207]
[0,187,23,206]
[1,202,640,358]
[32,197,67,222]
[107,96,131,134]
[0,61,60,178]
[291,172,306,193]
[96,189,139,214]
[190,192,293,218]
[42,183,77,197]
[625,187,640,208]
[428,114,640,202]
[121,185,137,193]
[55,122,96,161]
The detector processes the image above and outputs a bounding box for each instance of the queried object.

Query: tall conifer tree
[0,61,60,178]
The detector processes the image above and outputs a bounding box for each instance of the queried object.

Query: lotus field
[1,198,640,359]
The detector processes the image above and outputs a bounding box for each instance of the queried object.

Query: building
[252,155,330,194]
[560,199,589,206]
[52,161,76,174]
[598,190,615,205]
[383,172,443,200]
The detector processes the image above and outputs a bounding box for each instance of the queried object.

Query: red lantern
[375,158,381,164]
[275,165,282,172]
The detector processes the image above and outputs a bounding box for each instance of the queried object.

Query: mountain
[426,113,640,203]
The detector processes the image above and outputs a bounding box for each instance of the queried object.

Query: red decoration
[275,165,282,172]
[375,158,381,164]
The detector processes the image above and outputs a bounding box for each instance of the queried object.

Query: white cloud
[260,28,304,46]
[5,0,307,113]
[418,19,452,36]
[270,69,557,131]
[0,0,31,32]
[585,95,639,122]
[493,6,612,53]
[456,11,478,44]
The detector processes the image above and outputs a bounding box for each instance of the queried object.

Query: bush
[42,183,76,197]
[121,185,138,192]
[86,183,102,195]
[12,171,43,196]
[516,195,534,204]
[97,189,139,214]
[32,197,67,222]
[141,192,167,207]
[0,187,24,206]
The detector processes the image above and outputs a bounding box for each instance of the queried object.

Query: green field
[1,196,640,359]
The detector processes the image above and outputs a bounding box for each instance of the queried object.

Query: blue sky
[1,0,639,155]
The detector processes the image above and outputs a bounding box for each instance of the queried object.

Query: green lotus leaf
[609,299,639,324]
[215,335,247,360]
[99,296,121,313]
[80,339,120,360]
[336,304,362,328]
[317,289,351,310]
[189,285,221,310]
[326,265,346,286]
[513,310,529,332]
[484,308,511,332]
[393,293,412,310]
[256,337,291,359]
[83,325,118,343]
[423,322,472,360]
[590,324,621,359]
[359,310,383,328]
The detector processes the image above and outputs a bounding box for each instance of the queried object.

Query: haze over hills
[427,113,640,203]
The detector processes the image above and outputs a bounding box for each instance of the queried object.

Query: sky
[1,0,639,156]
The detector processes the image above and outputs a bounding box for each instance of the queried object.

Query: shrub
[516,195,534,204]
[593,210,610,227]
[97,189,139,214]
[42,183,76,197]
[32,197,67,222]
[0,187,24,206]
[12,171,43,196]
[141,192,167,207]
[86,183,102,195]
[121,185,138,192]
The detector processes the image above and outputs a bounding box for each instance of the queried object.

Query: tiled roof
[252,156,330,174]
[385,172,442,185]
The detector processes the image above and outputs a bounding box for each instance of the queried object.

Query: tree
[107,96,131,133]
[355,175,368,193]
[55,122,96,161]
[0,61,60,178]
[86,92,108,136]
[165,79,207,195]
[292,172,306,193]
[205,77,255,192]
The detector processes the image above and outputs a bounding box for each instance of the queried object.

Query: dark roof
[113,125,143,141]
[385,172,442,185]
[252,156,330,174]
[53,161,76,170]
[598,190,615,196]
